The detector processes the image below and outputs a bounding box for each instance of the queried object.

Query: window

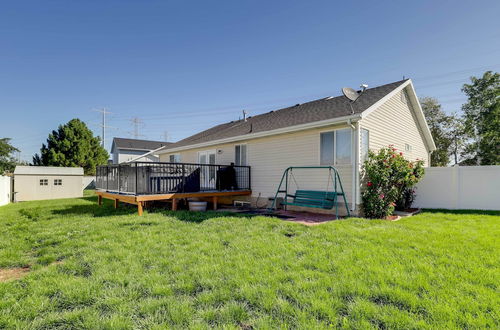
[361,129,369,163]
[54,179,62,186]
[335,129,352,164]
[320,132,334,165]
[235,144,247,166]
[169,154,181,163]
[39,179,48,186]
[320,129,352,165]
[405,143,412,152]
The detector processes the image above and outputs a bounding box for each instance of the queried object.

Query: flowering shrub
[361,146,425,219]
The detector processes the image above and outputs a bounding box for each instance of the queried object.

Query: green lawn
[0,193,498,329]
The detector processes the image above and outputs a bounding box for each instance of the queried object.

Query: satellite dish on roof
[342,87,360,102]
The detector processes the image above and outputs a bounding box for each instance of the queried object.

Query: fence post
[117,165,120,193]
[248,166,251,190]
[106,166,109,191]
[454,165,460,209]
[182,164,186,193]
[135,163,138,194]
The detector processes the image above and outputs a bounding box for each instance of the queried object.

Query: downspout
[347,119,357,213]
[355,122,361,213]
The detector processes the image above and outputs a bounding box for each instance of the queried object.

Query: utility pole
[93,108,112,147]
[130,117,144,139]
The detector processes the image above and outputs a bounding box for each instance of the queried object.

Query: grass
[0,192,498,329]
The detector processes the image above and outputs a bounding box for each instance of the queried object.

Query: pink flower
[367,182,373,187]
[379,194,385,199]
[400,152,403,156]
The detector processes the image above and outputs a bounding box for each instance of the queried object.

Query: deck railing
[96,162,251,195]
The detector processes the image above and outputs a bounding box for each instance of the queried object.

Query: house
[13,166,84,202]
[110,138,172,164]
[152,79,436,215]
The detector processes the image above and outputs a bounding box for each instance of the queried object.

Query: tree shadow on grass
[155,209,254,223]
[51,199,138,218]
[52,197,255,222]
[422,208,500,216]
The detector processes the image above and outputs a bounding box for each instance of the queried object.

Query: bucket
[189,201,208,211]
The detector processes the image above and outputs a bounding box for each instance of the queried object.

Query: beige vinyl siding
[360,88,430,166]
[114,149,159,164]
[160,125,354,213]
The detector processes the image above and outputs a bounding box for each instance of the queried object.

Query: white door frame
[198,149,217,189]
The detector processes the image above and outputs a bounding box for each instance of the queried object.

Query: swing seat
[283,190,341,209]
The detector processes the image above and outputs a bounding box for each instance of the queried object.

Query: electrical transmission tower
[130,117,145,139]
[161,131,170,141]
[93,108,112,147]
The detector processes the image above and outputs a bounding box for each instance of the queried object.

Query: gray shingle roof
[165,79,408,150]
[112,138,172,151]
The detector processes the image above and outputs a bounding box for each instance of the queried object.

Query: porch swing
[268,166,350,219]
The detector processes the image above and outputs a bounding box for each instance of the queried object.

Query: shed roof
[14,166,84,175]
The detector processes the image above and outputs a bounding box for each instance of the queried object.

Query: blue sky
[1,0,499,162]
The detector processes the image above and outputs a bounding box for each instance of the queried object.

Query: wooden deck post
[137,202,143,216]
[97,190,251,214]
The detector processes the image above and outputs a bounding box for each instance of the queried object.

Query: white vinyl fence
[0,175,12,206]
[414,165,500,210]
[82,176,95,190]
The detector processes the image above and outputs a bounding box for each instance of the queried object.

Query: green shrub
[362,146,424,218]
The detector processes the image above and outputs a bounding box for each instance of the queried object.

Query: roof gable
[359,80,436,151]
[112,138,172,151]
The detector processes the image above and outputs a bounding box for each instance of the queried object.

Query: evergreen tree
[33,119,109,175]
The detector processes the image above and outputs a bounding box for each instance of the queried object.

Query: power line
[93,108,113,147]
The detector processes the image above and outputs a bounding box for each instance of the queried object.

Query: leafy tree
[0,138,19,174]
[461,71,500,165]
[448,114,468,165]
[33,119,109,175]
[420,97,454,166]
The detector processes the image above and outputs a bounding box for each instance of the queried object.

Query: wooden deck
[95,190,252,215]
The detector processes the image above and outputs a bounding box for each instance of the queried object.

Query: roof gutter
[156,113,362,155]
